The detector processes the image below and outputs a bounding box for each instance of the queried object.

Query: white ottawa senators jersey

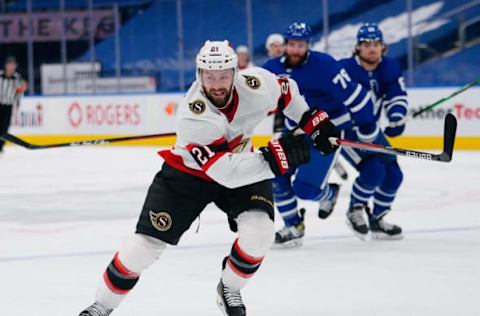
[159,67,309,189]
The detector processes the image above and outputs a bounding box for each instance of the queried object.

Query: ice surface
[1,147,479,315]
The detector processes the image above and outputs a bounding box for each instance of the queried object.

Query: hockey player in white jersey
[79,40,340,316]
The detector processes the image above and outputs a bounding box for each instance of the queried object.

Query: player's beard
[358,52,381,66]
[286,52,307,67]
[204,86,233,108]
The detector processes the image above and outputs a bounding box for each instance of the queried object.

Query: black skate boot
[216,280,246,316]
[346,204,369,241]
[368,211,403,240]
[318,183,340,219]
[273,208,305,248]
[79,302,113,316]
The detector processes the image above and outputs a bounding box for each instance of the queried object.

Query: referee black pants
[0,105,13,151]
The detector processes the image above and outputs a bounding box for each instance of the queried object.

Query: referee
[0,57,26,154]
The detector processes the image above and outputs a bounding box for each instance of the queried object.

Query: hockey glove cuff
[384,115,406,137]
[260,133,310,176]
[299,109,340,155]
[356,125,380,143]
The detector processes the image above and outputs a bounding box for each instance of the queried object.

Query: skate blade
[345,219,368,241]
[271,238,304,249]
[371,232,404,240]
[216,295,228,316]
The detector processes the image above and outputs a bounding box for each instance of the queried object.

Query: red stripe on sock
[233,239,264,265]
[113,252,139,277]
[103,272,130,295]
[227,258,254,279]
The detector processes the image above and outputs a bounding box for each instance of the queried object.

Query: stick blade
[440,113,457,162]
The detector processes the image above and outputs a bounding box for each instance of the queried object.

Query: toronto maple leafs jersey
[263,51,378,141]
[159,67,310,189]
[339,56,408,123]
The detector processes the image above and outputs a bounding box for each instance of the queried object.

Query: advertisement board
[400,87,480,137]
[9,87,480,149]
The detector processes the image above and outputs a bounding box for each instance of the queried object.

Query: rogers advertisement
[10,94,183,135]
[67,101,141,128]
[9,88,480,137]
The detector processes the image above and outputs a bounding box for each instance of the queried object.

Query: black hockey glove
[299,109,340,155]
[260,133,310,176]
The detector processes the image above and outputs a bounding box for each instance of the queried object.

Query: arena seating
[6,0,478,89]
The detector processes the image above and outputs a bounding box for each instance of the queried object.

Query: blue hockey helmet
[357,22,383,43]
[284,22,313,41]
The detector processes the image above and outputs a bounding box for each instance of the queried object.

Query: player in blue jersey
[263,22,379,247]
[340,22,407,240]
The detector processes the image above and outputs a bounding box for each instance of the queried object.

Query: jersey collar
[218,88,239,123]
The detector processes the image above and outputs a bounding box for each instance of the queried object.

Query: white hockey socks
[96,233,166,309]
[221,211,274,290]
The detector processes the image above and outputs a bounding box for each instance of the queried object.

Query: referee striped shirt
[0,70,23,107]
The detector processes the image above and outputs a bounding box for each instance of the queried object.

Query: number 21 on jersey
[190,146,216,166]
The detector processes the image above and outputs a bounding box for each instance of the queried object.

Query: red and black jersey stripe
[159,134,247,181]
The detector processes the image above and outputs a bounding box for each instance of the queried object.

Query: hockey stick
[332,113,457,162]
[0,132,176,150]
[3,115,457,162]
[389,78,479,127]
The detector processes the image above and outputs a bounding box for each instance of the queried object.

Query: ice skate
[78,302,113,316]
[318,183,340,219]
[346,204,369,240]
[273,209,305,248]
[369,212,403,240]
[216,280,246,316]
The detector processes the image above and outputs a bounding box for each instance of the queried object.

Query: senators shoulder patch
[189,99,206,114]
[242,75,261,90]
